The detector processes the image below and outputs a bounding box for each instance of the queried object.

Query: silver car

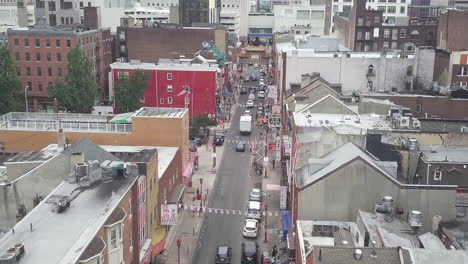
[250,188,262,202]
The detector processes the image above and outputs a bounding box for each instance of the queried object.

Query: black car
[240,87,248,94]
[236,142,246,152]
[241,241,258,264]
[215,131,225,146]
[216,246,232,264]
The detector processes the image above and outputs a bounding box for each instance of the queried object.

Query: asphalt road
[192,67,265,263]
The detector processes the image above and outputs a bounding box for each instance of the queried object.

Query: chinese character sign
[280,186,287,210]
[161,204,178,225]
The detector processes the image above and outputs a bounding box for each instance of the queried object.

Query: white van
[246,201,261,220]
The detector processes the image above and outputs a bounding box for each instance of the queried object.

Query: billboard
[161,203,178,225]
[268,114,281,128]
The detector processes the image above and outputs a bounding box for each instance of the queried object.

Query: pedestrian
[272,159,275,169]
[271,245,278,261]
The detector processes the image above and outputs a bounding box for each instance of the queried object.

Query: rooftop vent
[354,249,363,260]
[408,210,423,233]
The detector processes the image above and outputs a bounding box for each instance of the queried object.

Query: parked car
[256,111,264,119]
[257,106,264,112]
[216,246,232,264]
[241,241,259,264]
[236,142,246,152]
[250,188,262,201]
[246,201,261,220]
[258,91,265,99]
[259,81,265,87]
[246,100,254,108]
[244,110,252,116]
[240,87,248,94]
[244,76,250,82]
[243,219,259,238]
[215,130,225,146]
[249,87,257,94]
[189,136,202,147]
[248,94,256,101]
[251,74,257,81]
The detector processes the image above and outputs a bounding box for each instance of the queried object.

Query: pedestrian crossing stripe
[226,139,255,144]
[182,204,280,217]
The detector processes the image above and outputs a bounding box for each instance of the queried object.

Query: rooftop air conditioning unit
[404,43,415,53]
[400,116,410,128]
[412,119,421,129]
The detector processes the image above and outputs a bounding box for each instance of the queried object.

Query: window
[416,103,422,113]
[184,85,190,92]
[458,67,468,76]
[110,229,118,249]
[374,16,380,24]
[16,67,21,77]
[400,6,405,13]
[400,29,406,38]
[14,38,19,46]
[356,31,362,40]
[117,72,129,79]
[160,98,164,104]
[365,32,371,40]
[38,83,43,92]
[384,29,390,38]
[406,66,413,76]
[391,42,398,49]
[24,39,29,47]
[379,0,386,2]
[333,5,338,12]
[57,53,62,61]
[167,73,172,80]
[434,170,442,181]
[387,6,396,13]
[48,67,52,77]
[37,67,42,76]
[368,65,375,74]
[58,67,62,77]
[168,97,173,104]
[27,81,32,91]
[358,17,363,26]
[36,53,41,61]
[46,39,50,47]
[66,39,71,47]
[167,85,173,92]
[185,97,190,105]
[378,6,386,12]
[392,29,398,40]
[46,53,51,61]
[343,5,352,12]
[35,39,40,47]
[26,67,31,76]
[56,39,61,47]
[80,1,83,7]
[15,52,20,60]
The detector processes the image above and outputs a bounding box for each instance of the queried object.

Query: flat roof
[0,175,137,264]
[110,61,219,72]
[4,148,59,163]
[134,107,187,118]
[419,145,468,163]
[100,145,178,178]
[312,246,401,264]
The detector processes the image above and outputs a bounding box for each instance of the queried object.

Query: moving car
[258,91,265,99]
[244,76,250,82]
[248,94,255,101]
[250,188,262,201]
[240,87,248,94]
[236,142,246,152]
[246,201,262,220]
[259,81,265,87]
[241,241,259,264]
[244,110,252,116]
[256,105,264,112]
[243,219,259,238]
[246,100,254,108]
[256,111,264,119]
[251,74,257,81]
[216,246,232,264]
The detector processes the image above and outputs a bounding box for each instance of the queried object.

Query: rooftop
[7,24,110,36]
[419,145,468,163]
[401,248,468,264]
[295,143,399,189]
[134,107,188,118]
[312,246,401,264]
[419,119,468,134]
[110,60,219,72]
[0,172,138,264]
[440,215,468,251]
[100,145,178,178]
[4,148,59,164]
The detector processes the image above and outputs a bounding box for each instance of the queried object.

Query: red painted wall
[112,68,217,118]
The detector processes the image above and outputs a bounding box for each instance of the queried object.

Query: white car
[243,219,259,238]
[259,81,265,86]
[246,100,254,108]
[250,188,262,202]
[258,91,265,99]
[248,94,255,100]
[244,110,252,116]
[246,201,262,220]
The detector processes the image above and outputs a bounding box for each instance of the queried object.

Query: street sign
[268,114,282,128]
[268,143,276,151]
[161,203,178,225]
[280,186,287,210]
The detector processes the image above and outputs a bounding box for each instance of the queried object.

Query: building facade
[219,0,250,37]
[437,9,468,52]
[178,0,220,26]
[8,24,113,111]
[110,60,219,119]
[0,0,34,32]
[273,4,326,36]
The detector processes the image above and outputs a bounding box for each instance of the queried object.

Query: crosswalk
[225,139,255,145]
[238,103,266,108]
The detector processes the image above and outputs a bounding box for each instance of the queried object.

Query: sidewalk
[162,89,239,264]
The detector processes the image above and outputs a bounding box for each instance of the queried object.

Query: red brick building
[8,24,112,111]
[110,59,220,118]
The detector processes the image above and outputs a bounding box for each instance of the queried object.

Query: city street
[192,67,267,263]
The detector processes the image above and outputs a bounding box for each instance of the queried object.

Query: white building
[276,41,435,94]
[220,0,249,37]
[366,0,410,24]
[273,4,326,36]
[124,2,170,25]
[0,0,34,33]
[140,0,178,8]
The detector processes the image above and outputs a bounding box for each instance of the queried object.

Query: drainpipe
[426,163,430,185]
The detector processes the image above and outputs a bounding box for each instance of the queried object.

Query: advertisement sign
[161,204,178,225]
[283,136,291,156]
[268,143,276,151]
[280,186,287,210]
[268,114,282,128]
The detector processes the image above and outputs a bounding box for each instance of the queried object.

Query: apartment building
[8,24,112,111]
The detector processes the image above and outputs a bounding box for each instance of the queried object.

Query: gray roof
[402,248,468,264]
[5,149,58,163]
[134,107,187,118]
[419,145,468,163]
[0,174,137,264]
[312,246,401,264]
[418,232,446,250]
[62,138,120,162]
[420,120,468,133]
[295,142,399,189]
[7,24,110,36]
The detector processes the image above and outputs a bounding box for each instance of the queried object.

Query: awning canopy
[282,211,292,241]
[109,112,134,123]
[168,184,185,204]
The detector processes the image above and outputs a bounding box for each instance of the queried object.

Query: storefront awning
[151,227,166,257]
[282,211,292,241]
[168,184,185,204]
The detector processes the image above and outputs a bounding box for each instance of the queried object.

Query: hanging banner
[280,186,288,210]
[161,203,178,225]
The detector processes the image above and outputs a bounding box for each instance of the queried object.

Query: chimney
[300,73,311,87]
[57,128,65,149]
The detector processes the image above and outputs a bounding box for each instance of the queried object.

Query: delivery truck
[240,115,252,135]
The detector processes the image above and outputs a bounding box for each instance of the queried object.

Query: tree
[0,45,21,115]
[114,69,148,113]
[48,47,99,113]
[190,114,217,135]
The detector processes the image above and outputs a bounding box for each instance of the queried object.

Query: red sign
[268,144,276,151]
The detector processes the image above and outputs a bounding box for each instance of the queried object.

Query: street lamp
[199,178,204,207]
[176,239,181,264]
[264,204,269,243]
[24,85,29,112]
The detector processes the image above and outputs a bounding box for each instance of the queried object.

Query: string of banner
[177,203,282,217]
